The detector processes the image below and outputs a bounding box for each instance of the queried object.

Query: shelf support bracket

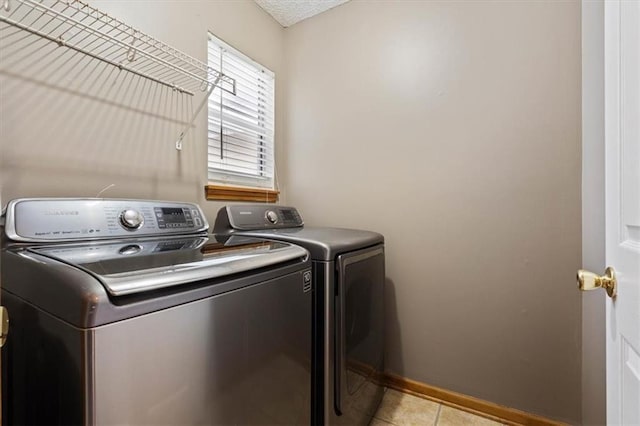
[175,74,222,151]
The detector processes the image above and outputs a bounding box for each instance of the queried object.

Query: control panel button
[119,209,145,231]
[265,210,279,224]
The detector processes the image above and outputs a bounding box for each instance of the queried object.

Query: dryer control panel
[215,204,303,232]
[3,198,208,242]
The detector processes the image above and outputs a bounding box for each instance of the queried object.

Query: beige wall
[581,1,606,424]
[283,1,582,423]
[0,0,285,220]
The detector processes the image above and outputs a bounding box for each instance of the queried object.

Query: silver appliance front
[3,266,311,425]
[92,269,311,425]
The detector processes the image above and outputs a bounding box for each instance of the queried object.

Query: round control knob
[119,209,144,230]
[265,210,279,225]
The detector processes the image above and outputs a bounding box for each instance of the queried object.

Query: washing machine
[214,204,385,426]
[1,198,312,425]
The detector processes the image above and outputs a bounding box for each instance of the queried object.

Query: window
[207,33,275,191]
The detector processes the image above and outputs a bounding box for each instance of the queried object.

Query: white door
[605,1,640,424]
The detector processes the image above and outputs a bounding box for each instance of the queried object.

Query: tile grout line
[373,413,399,426]
[372,405,398,426]
[387,387,517,426]
[433,403,442,426]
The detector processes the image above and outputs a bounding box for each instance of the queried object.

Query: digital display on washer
[280,209,296,222]
[155,207,194,229]
[162,208,185,222]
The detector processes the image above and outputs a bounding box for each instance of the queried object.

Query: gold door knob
[577,267,617,298]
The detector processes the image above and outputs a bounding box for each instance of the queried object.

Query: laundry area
[0,1,639,425]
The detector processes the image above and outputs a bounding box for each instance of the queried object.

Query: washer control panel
[217,204,303,231]
[3,198,208,242]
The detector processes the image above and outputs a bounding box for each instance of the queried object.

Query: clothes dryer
[214,204,385,426]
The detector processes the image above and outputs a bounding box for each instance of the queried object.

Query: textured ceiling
[254,0,350,27]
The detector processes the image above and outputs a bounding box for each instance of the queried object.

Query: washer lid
[28,235,309,296]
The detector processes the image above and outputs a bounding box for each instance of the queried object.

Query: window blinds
[207,33,275,189]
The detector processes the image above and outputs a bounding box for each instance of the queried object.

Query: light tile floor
[371,389,506,426]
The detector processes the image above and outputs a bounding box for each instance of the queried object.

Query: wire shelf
[0,0,236,96]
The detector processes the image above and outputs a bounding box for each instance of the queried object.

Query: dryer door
[335,244,385,423]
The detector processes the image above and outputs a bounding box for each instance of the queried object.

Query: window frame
[204,32,278,202]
